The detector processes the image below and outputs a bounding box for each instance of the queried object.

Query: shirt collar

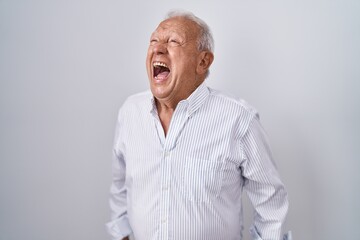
[149,82,210,117]
[186,82,210,116]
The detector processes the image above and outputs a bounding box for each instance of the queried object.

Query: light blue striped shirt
[106,83,289,240]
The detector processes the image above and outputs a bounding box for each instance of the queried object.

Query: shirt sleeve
[106,111,132,240]
[241,113,289,240]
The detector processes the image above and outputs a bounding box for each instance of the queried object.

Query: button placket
[159,148,172,240]
[158,102,188,240]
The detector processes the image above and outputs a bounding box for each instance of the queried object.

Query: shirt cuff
[250,227,263,240]
[106,215,132,240]
[250,226,293,240]
[283,231,293,240]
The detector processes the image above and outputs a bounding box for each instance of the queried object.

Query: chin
[152,84,176,100]
[151,88,169,99]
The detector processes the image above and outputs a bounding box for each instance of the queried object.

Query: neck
[155,98,176,115]
[154,79,205,135]
[155,99,175,137]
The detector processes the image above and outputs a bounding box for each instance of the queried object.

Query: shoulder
[116,90,152,119]
[205,87,263,141]
[207,87,259,118]
[119,90,151,110]
[123,90,152,106]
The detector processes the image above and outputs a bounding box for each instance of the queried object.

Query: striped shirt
[106,83,289,240]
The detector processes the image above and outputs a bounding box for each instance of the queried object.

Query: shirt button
[162,185,169,191]
[161,218,167,223]
[164,151,171,157]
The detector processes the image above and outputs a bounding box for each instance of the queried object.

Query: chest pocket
[182,157,223,203]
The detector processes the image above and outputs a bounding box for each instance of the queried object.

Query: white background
[1,1,359,240]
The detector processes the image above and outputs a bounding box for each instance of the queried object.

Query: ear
[196,51,214,75]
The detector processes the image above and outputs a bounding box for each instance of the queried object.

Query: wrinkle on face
[146,17,204,109]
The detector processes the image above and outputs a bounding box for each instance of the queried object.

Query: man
[106,10,290,240]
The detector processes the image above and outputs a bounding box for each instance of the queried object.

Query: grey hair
[165,10,214,78]
[166,10,214,52]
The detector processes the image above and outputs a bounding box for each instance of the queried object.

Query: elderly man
[106,11,290,240]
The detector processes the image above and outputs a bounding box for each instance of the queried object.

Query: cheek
[146,48,152,61]
[146,49,153,66]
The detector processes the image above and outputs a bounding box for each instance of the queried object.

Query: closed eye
[150,39,158,45]
[169,38,181,46]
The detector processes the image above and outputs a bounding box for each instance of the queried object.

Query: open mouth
[153,61,170,80]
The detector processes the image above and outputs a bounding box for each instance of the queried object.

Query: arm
[241,114,289,240]
[106,111,132,240]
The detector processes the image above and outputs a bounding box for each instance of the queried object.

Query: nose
[152,42,168,55]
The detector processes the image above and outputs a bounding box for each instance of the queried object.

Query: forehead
[152,17,199,39]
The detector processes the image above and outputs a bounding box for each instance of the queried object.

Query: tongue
[156,71,170,79]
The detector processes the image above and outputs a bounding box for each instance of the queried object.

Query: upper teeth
[153,62,168,68]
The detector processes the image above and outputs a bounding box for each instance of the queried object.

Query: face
[146,17,208,105]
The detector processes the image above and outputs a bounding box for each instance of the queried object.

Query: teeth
[153,62,169,68]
